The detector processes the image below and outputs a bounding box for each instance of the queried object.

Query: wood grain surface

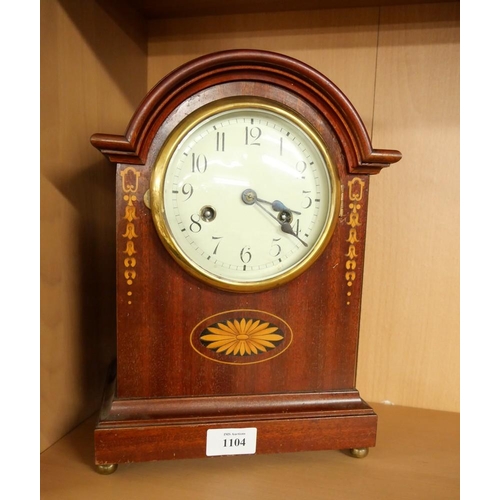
[147,2,460,412]
[89,49,401,465]
[358,2,460,412]
[40,403,460,500]
[129,0,459,20]
[40,0,460,455]
[40,0,147,452]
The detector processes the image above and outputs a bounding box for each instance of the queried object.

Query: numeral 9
[182,183,194,201]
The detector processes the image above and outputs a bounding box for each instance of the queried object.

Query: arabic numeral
[216,132,225,152]
[182,183,194,201]
[293,218,301,235]
[296,160,307,174]
[270,238,282,257]
[245,126,261,146]
[189,214,202,233]
[212,236,223,255]
[302,190,312,209]
[240,246,252,264]
[191,153,208,173]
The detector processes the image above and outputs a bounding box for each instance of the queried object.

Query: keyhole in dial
[200,205,216,222]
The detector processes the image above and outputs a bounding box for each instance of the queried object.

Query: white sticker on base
[206,428,257,456]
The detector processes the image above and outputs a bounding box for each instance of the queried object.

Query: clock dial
[151,98,340,291]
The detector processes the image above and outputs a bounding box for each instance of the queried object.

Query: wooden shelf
[40,403,459,499]
[125,0,459,19]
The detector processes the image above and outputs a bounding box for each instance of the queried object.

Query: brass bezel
[150,96,340,292]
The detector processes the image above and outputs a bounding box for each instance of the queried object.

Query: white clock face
[151,98,339,291]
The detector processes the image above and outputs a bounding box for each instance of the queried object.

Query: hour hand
[268,199,301,216]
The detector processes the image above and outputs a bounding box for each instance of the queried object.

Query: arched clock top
[90,49,401,174]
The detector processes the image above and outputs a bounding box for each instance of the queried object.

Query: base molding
[95,375,377,465]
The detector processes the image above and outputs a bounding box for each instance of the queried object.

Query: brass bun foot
[95,463,118,475]
[349,447,369,459]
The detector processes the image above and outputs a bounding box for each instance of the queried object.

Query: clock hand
[255,197,301,216]
[280,221,309,246]
[253,200,308,247]
[242,189,301,215]
[241,189,308,247]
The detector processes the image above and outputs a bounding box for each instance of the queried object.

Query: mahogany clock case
[91,50,401,466]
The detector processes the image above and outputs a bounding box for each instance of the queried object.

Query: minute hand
[254,200,308,247]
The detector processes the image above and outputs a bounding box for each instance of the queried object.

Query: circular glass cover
[151,98,339,292]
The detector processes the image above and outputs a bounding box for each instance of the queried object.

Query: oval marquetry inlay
[190,309,293,365]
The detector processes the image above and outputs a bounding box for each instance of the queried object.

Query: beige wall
[40,0,459,452]
[40,0,147,452]
[147,3,460,412]
[359,3,460,412]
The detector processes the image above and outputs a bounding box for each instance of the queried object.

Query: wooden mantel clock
[90,49,401,474]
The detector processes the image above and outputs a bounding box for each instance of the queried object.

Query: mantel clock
[91,50,401,474]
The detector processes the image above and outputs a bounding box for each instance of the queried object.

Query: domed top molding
[91,49,401,175]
